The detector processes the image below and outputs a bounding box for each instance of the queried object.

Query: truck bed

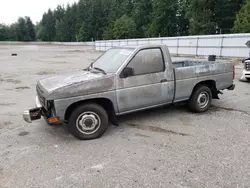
[173,60,219,68]
[172,60,233,80]
[172,60,234,102]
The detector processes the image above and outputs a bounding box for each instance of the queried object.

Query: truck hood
[37,70,115,100]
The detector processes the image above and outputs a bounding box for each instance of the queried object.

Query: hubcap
[76,112,101,135]
[197,91,209,109]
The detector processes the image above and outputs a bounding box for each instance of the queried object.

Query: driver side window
[127,48,165,76]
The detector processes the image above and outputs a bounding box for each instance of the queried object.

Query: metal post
[196,37,199,56]
[220,36,224,58]
[177,38,179,56]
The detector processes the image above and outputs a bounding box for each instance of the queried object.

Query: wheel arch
[191,80,218,99]
[64,98,116,122]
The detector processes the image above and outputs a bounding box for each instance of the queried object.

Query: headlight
[47,100,56,116]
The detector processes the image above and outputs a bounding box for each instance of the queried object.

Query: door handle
[160,79,168,83]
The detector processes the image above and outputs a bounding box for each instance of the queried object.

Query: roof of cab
[112,44,168,49]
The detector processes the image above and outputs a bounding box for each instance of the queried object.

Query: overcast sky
[0,0,78,25]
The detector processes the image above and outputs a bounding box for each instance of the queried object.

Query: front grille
[36,85,45,107]
[245,61,250,71]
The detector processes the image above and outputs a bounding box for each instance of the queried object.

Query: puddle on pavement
[1,79,22,84]
[18,131,29,136]
[15,86,30,90]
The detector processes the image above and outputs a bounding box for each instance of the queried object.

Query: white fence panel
[95,33,250,58]
[197,47,221,56]
[149,39,162,45]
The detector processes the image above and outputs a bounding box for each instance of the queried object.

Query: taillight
[233,64,235,80]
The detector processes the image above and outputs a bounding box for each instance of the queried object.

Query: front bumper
[243,69,250,78]
[23,107,42,123]
[23,96,43,123]
[23,96,60,124]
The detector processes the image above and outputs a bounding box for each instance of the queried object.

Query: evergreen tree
[40,9,56,41]
[25,17,36,41]
[150,0,178,37]
[113,14,136,39]
[0,24,9,41]
[186,0,216,35]
[16,17,30,41]
[233,0,250,33]
[77,22,89,41]
[1,0,245,42]
[176,0,189,36]
[215,0,244,34]
[132,0,153,37]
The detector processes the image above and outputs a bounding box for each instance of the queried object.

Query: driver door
[116,48,167,113]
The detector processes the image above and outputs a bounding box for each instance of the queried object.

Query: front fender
[53,91,117,121]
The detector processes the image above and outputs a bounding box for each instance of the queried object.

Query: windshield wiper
[93,67,107,75]
[83,62,93,71]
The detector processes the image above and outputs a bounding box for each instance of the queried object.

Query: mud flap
[110,110,119,126]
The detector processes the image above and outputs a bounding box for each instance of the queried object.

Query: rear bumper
[227,84,235,90]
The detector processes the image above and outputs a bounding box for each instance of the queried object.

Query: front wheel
[246,78,250,81]
[188,85,212,113]
[68,103,109,140]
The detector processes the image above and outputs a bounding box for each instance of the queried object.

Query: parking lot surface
[0,45,250,188]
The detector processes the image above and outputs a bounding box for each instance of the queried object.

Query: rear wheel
[188,85,212,113]
[68,103,108,140]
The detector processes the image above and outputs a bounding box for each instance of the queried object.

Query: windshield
[92,48,134,73]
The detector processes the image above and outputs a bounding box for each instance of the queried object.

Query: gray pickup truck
[23,45,235,140]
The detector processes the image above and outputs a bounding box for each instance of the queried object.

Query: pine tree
[233,0,250,33]
[77,22,89,41]
[113,14,136,39]
[40,9,56,41]
[0,24,9,41]
[25,17,36,41]
[16,17,30,41]
[132,0,153,37]
[186,0,217,35]
[215,0,244,34]
[176,0,189,36]
[150,0,178,37]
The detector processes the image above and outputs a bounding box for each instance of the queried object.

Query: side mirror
[121,67,134,78]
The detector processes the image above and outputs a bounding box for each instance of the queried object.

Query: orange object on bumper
[47,117,59,123]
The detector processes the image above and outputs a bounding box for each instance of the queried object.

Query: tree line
[0,17,36,41]
[1,0,250,42]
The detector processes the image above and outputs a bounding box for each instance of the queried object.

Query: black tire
[68,103,108,140]
[246,78,250,81]
[188,85,212,113]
